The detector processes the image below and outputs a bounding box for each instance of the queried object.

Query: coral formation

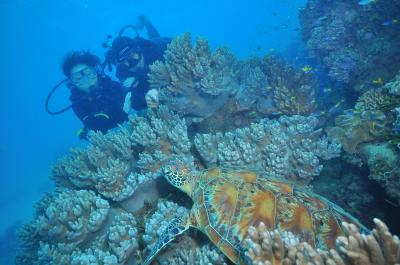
[362,143,400,205]
[149,33,238,123]
[16,190,140,265]
[52,106,193,202]
[149,34,317,132]
[326,110,388,154]
[16,29,400,265]
[300,0,400,91]
[244,219,400,265]
[195,115,340,183]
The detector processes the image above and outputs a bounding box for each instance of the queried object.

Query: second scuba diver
[106,15,171,111]
[62,51,129,139]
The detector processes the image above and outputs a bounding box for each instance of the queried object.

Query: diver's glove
[123,92,132,114]
[135,15,148,30]
[145,89,159,109]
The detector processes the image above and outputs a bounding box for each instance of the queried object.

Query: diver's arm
[144,20,160,39]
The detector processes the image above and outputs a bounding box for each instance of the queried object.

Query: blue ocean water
[0,0,306,262]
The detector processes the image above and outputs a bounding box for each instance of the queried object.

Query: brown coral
[260,56,317,116]
[326,110,388,154]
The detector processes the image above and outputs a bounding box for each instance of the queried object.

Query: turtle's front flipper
[142,214,191,265]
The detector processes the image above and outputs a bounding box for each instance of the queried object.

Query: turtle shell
[190,167,366,264]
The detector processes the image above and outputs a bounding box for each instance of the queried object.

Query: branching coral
[142,200,189,252]
[52,106,193,202]
[195,115,340,183]
[243,219,400,265]
[52,129,136,201]
[259,56,317,115]
[355,88,400,113]
[149,33,238,122]
[17,189,140,265]
[35,189,110,252]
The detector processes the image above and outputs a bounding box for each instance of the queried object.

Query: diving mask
[118,46,142,68]
[70,65,98,91]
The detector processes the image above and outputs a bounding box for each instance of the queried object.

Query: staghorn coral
[149,33,238,122]
[326,109,388,154]
[195,115,340,183]
[243,219,400,265]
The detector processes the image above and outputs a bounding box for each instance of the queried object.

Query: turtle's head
[163,160,196,196]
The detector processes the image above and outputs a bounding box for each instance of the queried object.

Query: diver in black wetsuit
[107,15,171,111]
[62,51,129,139]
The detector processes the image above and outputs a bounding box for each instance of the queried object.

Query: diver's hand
[145,89,159,109]
[123,77,136,88]
[135,15,148,30]
[123,92,132,114]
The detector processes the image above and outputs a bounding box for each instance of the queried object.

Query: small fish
[272,12,277,16]
[269,48,276,53]
[382,19,399,26]
[290,96,297,101]
[301,66,312,73]
[323,87,332,93]
[358,0,377,5]
[372,77,384,85]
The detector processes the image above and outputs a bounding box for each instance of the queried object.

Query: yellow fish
[301,66,312,73]
[372,77,383,85]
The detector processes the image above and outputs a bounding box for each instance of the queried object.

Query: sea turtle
[143,162,368,265]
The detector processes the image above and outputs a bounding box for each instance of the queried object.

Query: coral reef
[386,71,400,96]
[149,34,317,133]
[16,29,400,265]
[362,143,400,205]
[148,33,238,123]
[300,0,400,91]
[16,190,140,265]
[244,219,400,265]
[52,106,193,202]
[326,109,388,154]
[195,115,340,184]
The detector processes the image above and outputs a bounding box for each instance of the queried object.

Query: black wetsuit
[69,76,128,137]
[116,37,171,110]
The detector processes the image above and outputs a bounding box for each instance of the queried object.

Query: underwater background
[1,0,400,264]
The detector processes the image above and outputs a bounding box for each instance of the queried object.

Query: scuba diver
[105,15,171,111]
[62,51,129,139]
